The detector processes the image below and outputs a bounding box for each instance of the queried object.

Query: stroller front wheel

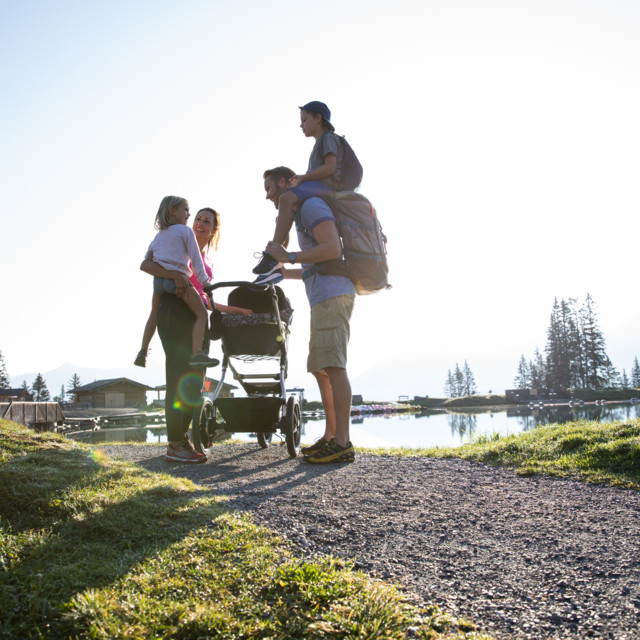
[257,431,273,448]
[192,397,216,454]
[285,396,301,458]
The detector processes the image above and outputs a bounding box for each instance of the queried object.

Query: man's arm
[140,258,190,298]
[266,218,341,268]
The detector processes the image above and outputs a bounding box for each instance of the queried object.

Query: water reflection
[67,404,640,450]
[448,413,478,439]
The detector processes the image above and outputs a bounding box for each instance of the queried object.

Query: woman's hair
[155,195,186,230]
[197,207,221,253]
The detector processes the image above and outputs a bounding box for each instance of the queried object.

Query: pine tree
[530,348,546,388]
[444,370,455,397]
[53,385,66,403]
[67,374,82,402]
[454,363,464,397]
[462,360,477,395]
[603,358,620,388]
[631,357,640,389]
[31,374,51,402]
[545,298,575,391]
[0,350,9,389]
[514,355,530,388]
[620,369,630,390]
[579,293,608,389]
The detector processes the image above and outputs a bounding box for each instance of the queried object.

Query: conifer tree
[454,363,464,397]
[444,370,455,397]
[631,357,640,389]
[31,374,51,401]
[462,360,477,395]
[53,385,66,403]
[579,293,608,389]
[621,370,630,389]
[603,358,620,388]
[530,348,546,388]
[67,374,82,402]
[514,355,530,388]
[0,350,9,389]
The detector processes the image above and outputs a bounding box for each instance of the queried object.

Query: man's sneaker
[134,348,147,367]
[253,269,284,285]
[301,437,330,456]
[188,351,220,368]
[252,251,281,275]
[165,440,207,463]
[304,437,355,464]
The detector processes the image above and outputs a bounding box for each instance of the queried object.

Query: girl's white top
[145,224,211,285]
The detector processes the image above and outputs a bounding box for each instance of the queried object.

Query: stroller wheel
[285,396,301,458]
[257,431,273,448]
[192,397,215,454]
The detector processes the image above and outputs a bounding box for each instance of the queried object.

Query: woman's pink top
[189,252,213,306]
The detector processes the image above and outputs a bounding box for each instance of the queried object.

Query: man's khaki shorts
[307,294,355,374]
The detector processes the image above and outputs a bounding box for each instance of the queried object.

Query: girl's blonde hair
[155,195,186,230]
[196,207,221,253]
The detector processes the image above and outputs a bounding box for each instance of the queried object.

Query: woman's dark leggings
[156,294,205,442]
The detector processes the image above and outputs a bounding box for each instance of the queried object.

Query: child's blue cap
[299,101,335,131]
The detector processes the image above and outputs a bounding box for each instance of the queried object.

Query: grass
[364,418,640,490]
[0,419,490,639]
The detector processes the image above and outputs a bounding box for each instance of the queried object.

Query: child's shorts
[153,277,177,295]
[289,180,333,202]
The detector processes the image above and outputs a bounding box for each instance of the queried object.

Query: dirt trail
[97,443,640,640]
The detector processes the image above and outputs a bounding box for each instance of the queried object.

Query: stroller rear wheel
[192,397,216,454]
[285,396,301,458]
[257,431,273,448]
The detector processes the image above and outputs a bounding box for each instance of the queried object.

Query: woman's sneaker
[304,438,355,464]
[165,440,207,463]
[134,348,147,367]
[188,352,220,368]
[301,437,330,456]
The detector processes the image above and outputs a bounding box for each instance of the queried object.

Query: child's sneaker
[303,438,355,464]
[188,351,220,368]
[165,440,207,463]
[134,348,147,367]
[253,269,284,285]
[252,251,281,275]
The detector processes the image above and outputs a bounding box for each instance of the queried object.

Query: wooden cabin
[74,378,152,408]
[0,388,33,402]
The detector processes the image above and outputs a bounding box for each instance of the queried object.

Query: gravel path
[96,442,640,640]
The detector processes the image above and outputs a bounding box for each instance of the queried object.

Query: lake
[68,403,640,449]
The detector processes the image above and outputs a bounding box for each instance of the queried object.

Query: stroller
[190,281,301,458]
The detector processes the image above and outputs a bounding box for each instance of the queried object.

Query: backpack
[321,132,363,191]
[297,191,391,295]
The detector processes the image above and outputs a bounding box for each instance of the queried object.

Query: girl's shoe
[134,349,147,367]
[188,351,220,368]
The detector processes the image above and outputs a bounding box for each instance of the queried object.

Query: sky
[1,0,639,401]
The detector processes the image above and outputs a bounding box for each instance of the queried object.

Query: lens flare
[177,372,204,409]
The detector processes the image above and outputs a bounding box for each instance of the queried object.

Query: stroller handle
[203,280,269,293]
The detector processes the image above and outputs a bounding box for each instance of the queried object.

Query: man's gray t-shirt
[297,197,355,307]
[307,133,343,191]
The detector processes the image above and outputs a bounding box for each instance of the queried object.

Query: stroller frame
[190,280,301,458]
